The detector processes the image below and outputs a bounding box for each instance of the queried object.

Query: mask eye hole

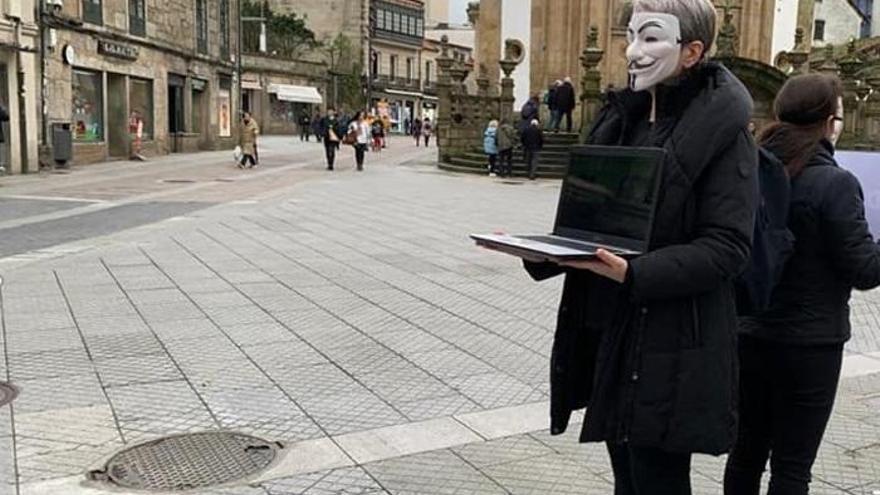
[644,36,658,42]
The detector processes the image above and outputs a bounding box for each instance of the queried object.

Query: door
[168,74,185,152]
[0,65,8,171]
[107,74,128,158]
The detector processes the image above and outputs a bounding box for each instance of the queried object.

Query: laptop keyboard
[520,235,623,254]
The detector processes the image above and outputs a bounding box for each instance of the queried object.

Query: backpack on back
[735,147,795,316]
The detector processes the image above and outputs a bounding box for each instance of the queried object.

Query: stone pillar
[796,0,815,52]
[474,0,502,87]
[579,26,604,141]
[863,75,880,150]
[837,40,862,147]
[436,36,456,161]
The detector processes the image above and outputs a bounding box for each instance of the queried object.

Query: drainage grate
[89,432,280,491]
[0,382,18,406]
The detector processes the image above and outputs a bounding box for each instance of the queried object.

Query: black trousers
[498,149,513,176]
[524,149,539,179]
[563,110,573,132]
[724,336,843,495]
[487,153,498,174]
[354,144,366,170]
[239,154,256,168]
[325,143,338,169]
[608,443,693,495]
[300,130,310,141]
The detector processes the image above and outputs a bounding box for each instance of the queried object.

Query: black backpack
[735,148,795,316]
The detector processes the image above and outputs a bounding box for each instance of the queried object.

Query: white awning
[268,84,322,104]
[384,88,425,98]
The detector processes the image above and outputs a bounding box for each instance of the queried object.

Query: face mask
[626,13,683,92]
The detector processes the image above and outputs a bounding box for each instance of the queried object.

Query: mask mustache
[628,59,656,71]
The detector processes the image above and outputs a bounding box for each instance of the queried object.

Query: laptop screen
[555,147,664,246]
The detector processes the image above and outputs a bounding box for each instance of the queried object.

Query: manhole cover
[0,382,18,406]
[89,432,280,491]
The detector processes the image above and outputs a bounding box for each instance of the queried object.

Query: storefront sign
[98,40,139,61]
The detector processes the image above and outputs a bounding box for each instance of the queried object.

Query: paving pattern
[0,140,877,494]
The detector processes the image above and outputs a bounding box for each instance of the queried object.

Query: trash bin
[52,123,72,167]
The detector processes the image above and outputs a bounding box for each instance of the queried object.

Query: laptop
[471,145,666,262]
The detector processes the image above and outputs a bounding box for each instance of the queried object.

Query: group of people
[410,117,435,148]
[505,1,880,494]
[544,77,577,133]
[483,118,544,180]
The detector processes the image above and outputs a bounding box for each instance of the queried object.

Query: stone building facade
[241,54,326,135]
[42,0,241,166]
[0,0,39,174]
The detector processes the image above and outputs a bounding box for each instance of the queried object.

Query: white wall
[772,0,799,59]
[501,0,531,108]
[813,0,863,46]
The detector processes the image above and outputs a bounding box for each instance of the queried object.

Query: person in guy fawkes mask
[516,1,759,493]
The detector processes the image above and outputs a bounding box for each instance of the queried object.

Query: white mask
[626,13,683,92]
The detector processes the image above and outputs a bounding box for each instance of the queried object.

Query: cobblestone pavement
[0,142,878,494]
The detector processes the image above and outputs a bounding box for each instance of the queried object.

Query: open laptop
[471,145,666,262]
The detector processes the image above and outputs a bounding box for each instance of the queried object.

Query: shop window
[129,0,145,36]
[72,70,104,142]
[83,0,102,25]
[196,0,208,54]
[218,76,232,138]
[219,0,230,60]
[129,78,153,140]
[270,94,296,123]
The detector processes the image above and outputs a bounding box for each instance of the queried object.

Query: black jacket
[521,126,544,151]
[556,82,576,112]
[741,140,880,344]
[546,88,559,111]
[525,63,758,455]
[521,101,540,122]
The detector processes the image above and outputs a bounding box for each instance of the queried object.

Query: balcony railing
[373,75,422,92]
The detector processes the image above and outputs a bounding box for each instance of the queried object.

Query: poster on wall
[218,90,231,137]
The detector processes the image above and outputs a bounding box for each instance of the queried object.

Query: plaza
[0,138,877,494]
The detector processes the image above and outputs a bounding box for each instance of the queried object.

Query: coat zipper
[620,306,647,443]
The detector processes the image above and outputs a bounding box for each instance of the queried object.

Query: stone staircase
[439,132,580,179]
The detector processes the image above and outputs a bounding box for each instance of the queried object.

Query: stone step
[461,151,570,165]
[443,156,567,179]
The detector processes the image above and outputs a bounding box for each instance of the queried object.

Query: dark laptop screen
[555,147,663,244]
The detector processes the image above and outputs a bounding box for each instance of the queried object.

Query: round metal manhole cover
[0,382,19,406]
[90,432,280,491]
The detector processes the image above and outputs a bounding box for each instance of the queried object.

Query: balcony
[422,81,436,96]
[373,75,423,93]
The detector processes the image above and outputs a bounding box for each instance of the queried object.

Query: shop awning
[385,88,425,98]
[268,84,323,104]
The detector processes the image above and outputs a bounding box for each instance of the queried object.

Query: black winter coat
[556,82,576,112]
[525,63,759,455]
[521,126,544,151]
[741,139,880,344]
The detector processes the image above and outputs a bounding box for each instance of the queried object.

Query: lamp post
[367,5,376,114]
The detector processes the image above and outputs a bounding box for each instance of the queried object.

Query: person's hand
[560,249,628,283]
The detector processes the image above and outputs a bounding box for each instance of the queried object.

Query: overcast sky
[450,0,470,23]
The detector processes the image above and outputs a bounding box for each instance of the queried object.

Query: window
[72,70,104,142]
[814,19,826,41]
[270,94,296,122]
[378,10,387,30]
[393,12,401,32]
[129,0,145,35]
[218,77,232,137]
[371,52,380,79]
[196,0,208,54]
[425,61,432,85]
[406,58,413,82]
[416,18,424,37]
[191,79,207,134]
[82,0,102,24]
[390,55,398,80]
[220,0,230,59]
[129,78,153,140]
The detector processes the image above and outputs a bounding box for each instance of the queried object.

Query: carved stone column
[837,40,863,147]
[864,74,880,150]
[579,26,604,141]
[436,36,457,161]
[473,0,502,87]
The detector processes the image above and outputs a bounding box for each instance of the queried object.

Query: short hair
[632,0,717,56]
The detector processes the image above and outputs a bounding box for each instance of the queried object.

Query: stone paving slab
[0,146,879,493]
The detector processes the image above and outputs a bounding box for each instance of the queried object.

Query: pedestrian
[311,112,323,143]
[545,80,562,131]
[519,95,540,133]
[371,118,384,152]
[724,74,880,495]
[237,112,260,169]
[519,1,758,493]
[496,118,518,178]
[299,112,312,142]
[555,76,576,133]
[422,118,433,147]
[348,111,371,172]
[413,117,423,147]
[404,117,411,136]
[520,119,544,180]
[483,120,499,176]
[320,108,341,170]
